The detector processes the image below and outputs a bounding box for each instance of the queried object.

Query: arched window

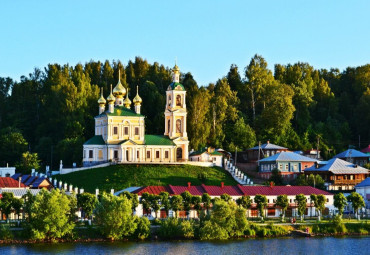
[168,96,171,106]
[176,119,181,133]
[176,95,181,106]
[177,147,183,160]
[168,119,171,133]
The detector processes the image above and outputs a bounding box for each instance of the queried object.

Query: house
[131,183,334,219]
[189,147,224,167]
[243,141,288,163]
[0,167,15,177]
[333,149,369,166]
[295,149,322,160]
[11,174,53,189]
[361,145,370,155]
[304,158,370,191]
[258,152,318,180]
[83,64,189,166]
[0,177,26,188]
[355,178,370,209]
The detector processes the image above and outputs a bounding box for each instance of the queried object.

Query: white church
[82,64,189,166]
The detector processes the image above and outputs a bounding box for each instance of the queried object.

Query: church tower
[164,64,189,161]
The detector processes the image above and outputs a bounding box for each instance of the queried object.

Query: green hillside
[54,164,237,193]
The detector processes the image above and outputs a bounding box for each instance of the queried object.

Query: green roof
[168,82,185,91]
[145,135,175,146]
[190,147,223,156]
[97,106,144,117]
[84,135,106,145]
[210,151,223,156]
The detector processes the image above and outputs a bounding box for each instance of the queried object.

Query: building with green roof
[83,64,189,166]
[189,147,224,167]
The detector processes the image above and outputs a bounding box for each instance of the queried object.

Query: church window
[156,151,160,158]
[98,150,103,159]
[124,127,129,135]
[176,95,181,106]
[89,150,93,159]
[165,151,169,159]
[168,96,171,106]
[135,127,139,136]
[176,119,181,133]
[113,127,118,135]
[177,147,182,159]
[168,120,171,133]
[147,150,151,158]
[114,150,118,159]
[137,151,140,159]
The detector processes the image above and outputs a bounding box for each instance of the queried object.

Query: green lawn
[54,164,237,193]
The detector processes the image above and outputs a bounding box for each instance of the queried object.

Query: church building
[82,64,189,166]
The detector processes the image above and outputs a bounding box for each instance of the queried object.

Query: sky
[1,0,370,86]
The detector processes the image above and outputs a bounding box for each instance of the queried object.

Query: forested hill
[1,55,370,169]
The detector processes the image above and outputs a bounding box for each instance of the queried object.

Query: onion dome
[173,64,180,73]
[107,84,115,103]
[133,86,142,105]
[123,88,132,108]
[113,70,126,97]
[97,88,106,105]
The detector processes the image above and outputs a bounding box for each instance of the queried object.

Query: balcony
[332,179,363,185]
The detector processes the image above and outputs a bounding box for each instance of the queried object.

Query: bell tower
[164,63,189,161]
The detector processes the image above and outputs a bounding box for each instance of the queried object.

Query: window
[279,164,283,170]
[168,96,171,106]
[83,150,86,158]
[113,127,118,135]
[114,150,118,159]
[89,150,93,159]
[156,151,160,159]
[147,151,151,158]
[293,164,298,171]
[137,151,139,159]
[124,127,129,135]
[176,95,181,106]
[165,151,169,159]
[285,164,289,171]
[176,119,181,133]
[98,150,103,159]
[168,119,171,133]
[135,127,139,136]
[213,157,216,162]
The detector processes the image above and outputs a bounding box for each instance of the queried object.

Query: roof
[145,135,175,146]
[132,184,332,196]
[190,148,224,157]
[249,142,287,151]
[0,177,26,188]
[361,145,370,154]
[84,135,105,145]
[168,82,185,91]
[334,149,369,159]
[0,188,44,198]
[259,152,318,163]
[114,187,142,196]
[11,174,53,188]
[305,158,369,174]
[97,106,144,118]
[356,178,370,188]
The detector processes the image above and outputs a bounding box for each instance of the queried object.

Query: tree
[140,192,151,216]
[220,193,232,202]
[0,192,15,220]
[254,194,267,220]
[94,193,137,240]
[316,194,326,221]
[119,191,139,213]
[181,191,193,218]
[192,195,202,218]
[236,195,252,217]
[15,151,40,174]
[275,194,289,222]
[170,195,183,218]
[295,194,307,221]
[334,193,347,218]
[29,189,75,240]
[0,128,28,166]
[228,117,256,151]
[12,197,23,220]
[202,193,212,215]
[159,191,170,217]
[310,194,317,218]
[347,192,365,220]
[149,194,161,218]
[22,190,36,222]
[269,169,284,185]
[77,192,98,220]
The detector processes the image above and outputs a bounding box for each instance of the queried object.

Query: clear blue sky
[1,0,369,86]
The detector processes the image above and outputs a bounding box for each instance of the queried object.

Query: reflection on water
[1,236,370,255]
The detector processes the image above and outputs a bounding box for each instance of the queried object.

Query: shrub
[0,225,13,240]
[134,217,150,240]
[158,218,182,239]
[180,220,195,239]
[199,221,229,240]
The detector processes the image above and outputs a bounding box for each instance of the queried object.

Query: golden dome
[107,84,115,103]
[97,88,106,104]
[133,86,142,105]
[123,88,132,108]
[173,64,180,73]
[113,70,126,97]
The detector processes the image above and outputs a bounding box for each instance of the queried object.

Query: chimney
[267,140,270,144]
[19,176,22,188]
[315,162,319,169]
[270,182,273,188]
[354,164,358,168]
[221,182,224,189]
[187,182,191,189]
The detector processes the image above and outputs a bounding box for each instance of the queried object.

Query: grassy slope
[54,164,237,193]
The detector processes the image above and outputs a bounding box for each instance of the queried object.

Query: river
[1,236,369,255]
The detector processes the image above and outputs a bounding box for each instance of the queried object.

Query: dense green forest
[1,55,370,169]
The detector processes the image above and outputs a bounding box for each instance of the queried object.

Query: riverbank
[1,222,370,244]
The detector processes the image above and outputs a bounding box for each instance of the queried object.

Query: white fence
[60,162,111,175]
